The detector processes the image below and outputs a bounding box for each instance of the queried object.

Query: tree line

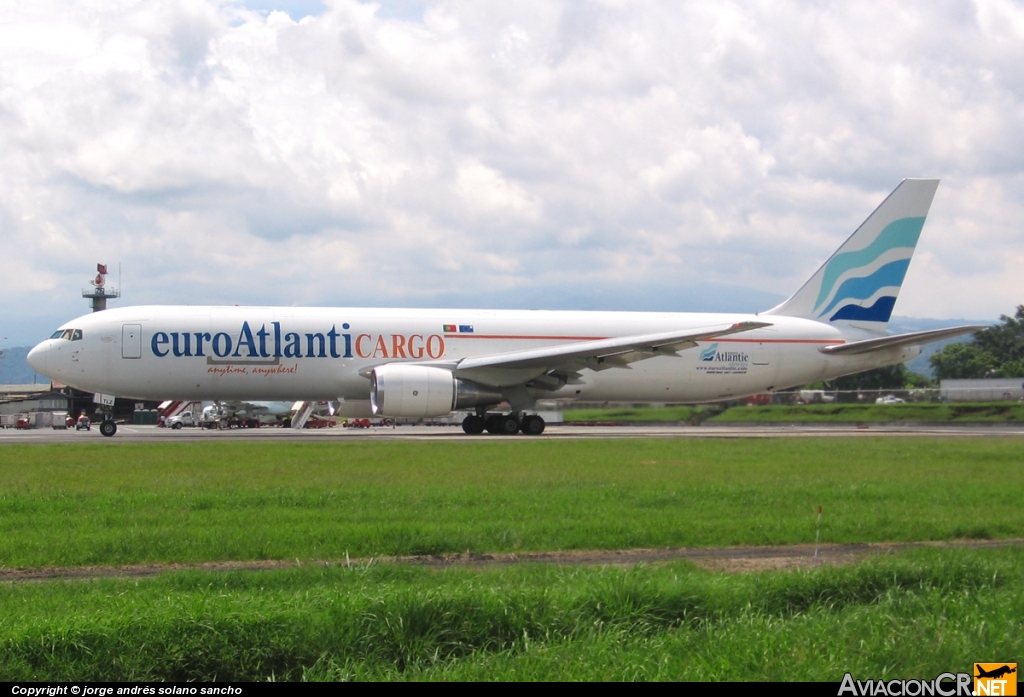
[823,305,1023,390]
[929,305,1024,380]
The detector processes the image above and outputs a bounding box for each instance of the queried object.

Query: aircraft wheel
[484,414,502,434]
[498,414,521,435]
[462,414,485,435]
[99,421,117,438]
[521,414,545,436]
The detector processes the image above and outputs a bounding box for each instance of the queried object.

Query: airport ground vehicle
[166,410,201,429]
[27,180,983,437]
[26,411,57,429]
[341,417,393,428]
[15,416,30,430]
[76,413,91,431]
[198,404,262,429]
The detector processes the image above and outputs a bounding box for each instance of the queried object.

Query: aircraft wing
[453,321,772,387]
[818,325,985,356]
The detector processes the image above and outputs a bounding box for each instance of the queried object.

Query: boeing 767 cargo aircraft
[28,179,981,437]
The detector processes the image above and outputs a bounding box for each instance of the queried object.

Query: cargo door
[122,324,142,359]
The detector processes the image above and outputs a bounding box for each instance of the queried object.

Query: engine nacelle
[370,364,503,417]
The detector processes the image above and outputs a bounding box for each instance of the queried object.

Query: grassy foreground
[565,402,1024,423]
[712,402,1024,423]
[1,548,1020,681]
[0,439,1022,568]
[563,405,703,422]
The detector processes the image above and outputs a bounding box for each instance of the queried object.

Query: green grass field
[564,401,1024,423]
[1,548,1020,681]
[0,439,1021,568]
[2,438,1021,681]
[712,402,1024,423]
[563,405,704,422]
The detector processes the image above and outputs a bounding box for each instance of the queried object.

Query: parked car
[875,395,906,405]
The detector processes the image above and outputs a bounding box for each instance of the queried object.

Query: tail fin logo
[763,179,938,325]
[814,217,925,323]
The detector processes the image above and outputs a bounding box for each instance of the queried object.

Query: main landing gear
[462,413,546,436]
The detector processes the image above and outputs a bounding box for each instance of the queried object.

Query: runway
[3,422,1023,443]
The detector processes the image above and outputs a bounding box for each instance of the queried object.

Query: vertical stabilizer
[764,179,939,332]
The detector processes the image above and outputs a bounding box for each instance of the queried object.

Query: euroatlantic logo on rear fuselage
[150,321,446,360]
[699,343,749,363]
[697,342,749,375]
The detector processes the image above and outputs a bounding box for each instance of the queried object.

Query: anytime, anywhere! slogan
[207,364,299,376]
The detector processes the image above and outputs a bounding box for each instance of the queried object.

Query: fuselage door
[122,324,142,359]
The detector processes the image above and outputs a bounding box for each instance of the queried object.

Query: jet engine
[369,364,503,417]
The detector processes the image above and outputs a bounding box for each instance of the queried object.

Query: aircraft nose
[27,341,48,374]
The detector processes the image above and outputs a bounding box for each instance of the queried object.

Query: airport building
[939,378,1024,402]
[0,384,66,410]
[0,382,152,424]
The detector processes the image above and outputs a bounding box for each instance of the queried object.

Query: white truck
[28,411,66,429]
[165,410,202,429]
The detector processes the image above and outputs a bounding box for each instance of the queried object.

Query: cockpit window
[60,329,74,340]
[51,330,64,339]
[71,329,83,341]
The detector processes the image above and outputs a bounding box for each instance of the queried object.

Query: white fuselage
[28,305,917,406]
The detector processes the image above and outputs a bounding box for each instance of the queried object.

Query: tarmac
[2,422,1023,442]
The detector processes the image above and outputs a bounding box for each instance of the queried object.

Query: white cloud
[1,0,1022,345]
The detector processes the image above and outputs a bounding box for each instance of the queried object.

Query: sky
[1,0,1022,346]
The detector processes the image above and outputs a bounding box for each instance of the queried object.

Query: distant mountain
[0,347,49,385]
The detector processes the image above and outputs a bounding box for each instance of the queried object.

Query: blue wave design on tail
[764,179,939,326]
[813,217,924,313]
[817,259,911,318]
[829,296,898,323]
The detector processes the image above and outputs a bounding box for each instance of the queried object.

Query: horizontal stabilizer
[819,325,985,356]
